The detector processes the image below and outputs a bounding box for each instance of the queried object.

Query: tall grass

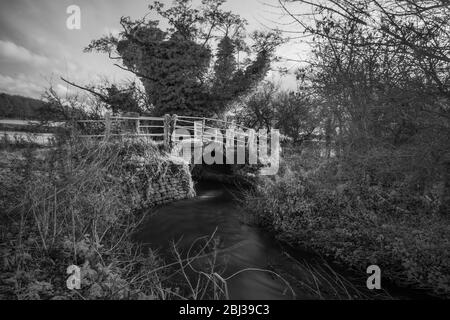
[0,137,195,299]
[242,150,450,299]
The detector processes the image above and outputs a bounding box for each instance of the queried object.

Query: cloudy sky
[0,0,305,99]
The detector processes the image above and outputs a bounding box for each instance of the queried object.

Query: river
[134,181,423,300]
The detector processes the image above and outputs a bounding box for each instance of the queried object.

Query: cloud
[103,27,121,38]
[0,40,49,67]
[54,84,69,97]
[0,73,43,98]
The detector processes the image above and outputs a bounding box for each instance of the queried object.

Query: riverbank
[242,155,450,299]
[0,139,194,299]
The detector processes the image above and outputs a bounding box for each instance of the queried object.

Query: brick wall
[146,168,194,206]
[126,154,195,208]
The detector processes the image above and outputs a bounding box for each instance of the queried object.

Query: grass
[0,136,297,300]
[4,134,439,300]
[0,136,200,300]
[3,135,305,300]
[242,149,450,299]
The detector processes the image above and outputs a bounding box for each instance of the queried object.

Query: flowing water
[134,181,421,300]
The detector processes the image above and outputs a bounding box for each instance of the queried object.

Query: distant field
[0,119,60,145]
[0,131,55,145]
[0,119,64,126]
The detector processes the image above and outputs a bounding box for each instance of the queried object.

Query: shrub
[0,138,175,299]
[243,156,450,298]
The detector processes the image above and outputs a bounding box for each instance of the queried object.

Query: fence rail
[1,113,271,150]
[74,113,166,139]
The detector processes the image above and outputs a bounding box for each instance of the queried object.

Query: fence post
[201,117,206,143]
[104,112,111,141]
[70,119,76,139]
[136,118,140,135]
[172,114,178,150]
[164,114,171,151]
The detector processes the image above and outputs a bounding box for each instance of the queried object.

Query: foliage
[235,82,320,145]
[0,139,198,299]
[85,0,283,117]
[243,152,450,298]
[235,81,279,130]
[0,92,58,120]
[277,0,450,212]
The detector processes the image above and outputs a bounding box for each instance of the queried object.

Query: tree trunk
[440,158,450,216]
[324,117,332,158]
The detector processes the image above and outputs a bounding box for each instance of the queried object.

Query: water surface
[135,181,311,299]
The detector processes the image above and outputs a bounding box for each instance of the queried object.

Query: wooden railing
[73,113,271,152]
[174,115,270,148]
[74,113,172,147]
[1,114,273,151]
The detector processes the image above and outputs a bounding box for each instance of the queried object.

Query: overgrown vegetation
[244,146,450,298]
[83,0,283,117]
[0,137,211,300]
[2,0,449,300]
[241,0,450,299]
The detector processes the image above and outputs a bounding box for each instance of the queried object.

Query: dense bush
[243,152,450,298]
